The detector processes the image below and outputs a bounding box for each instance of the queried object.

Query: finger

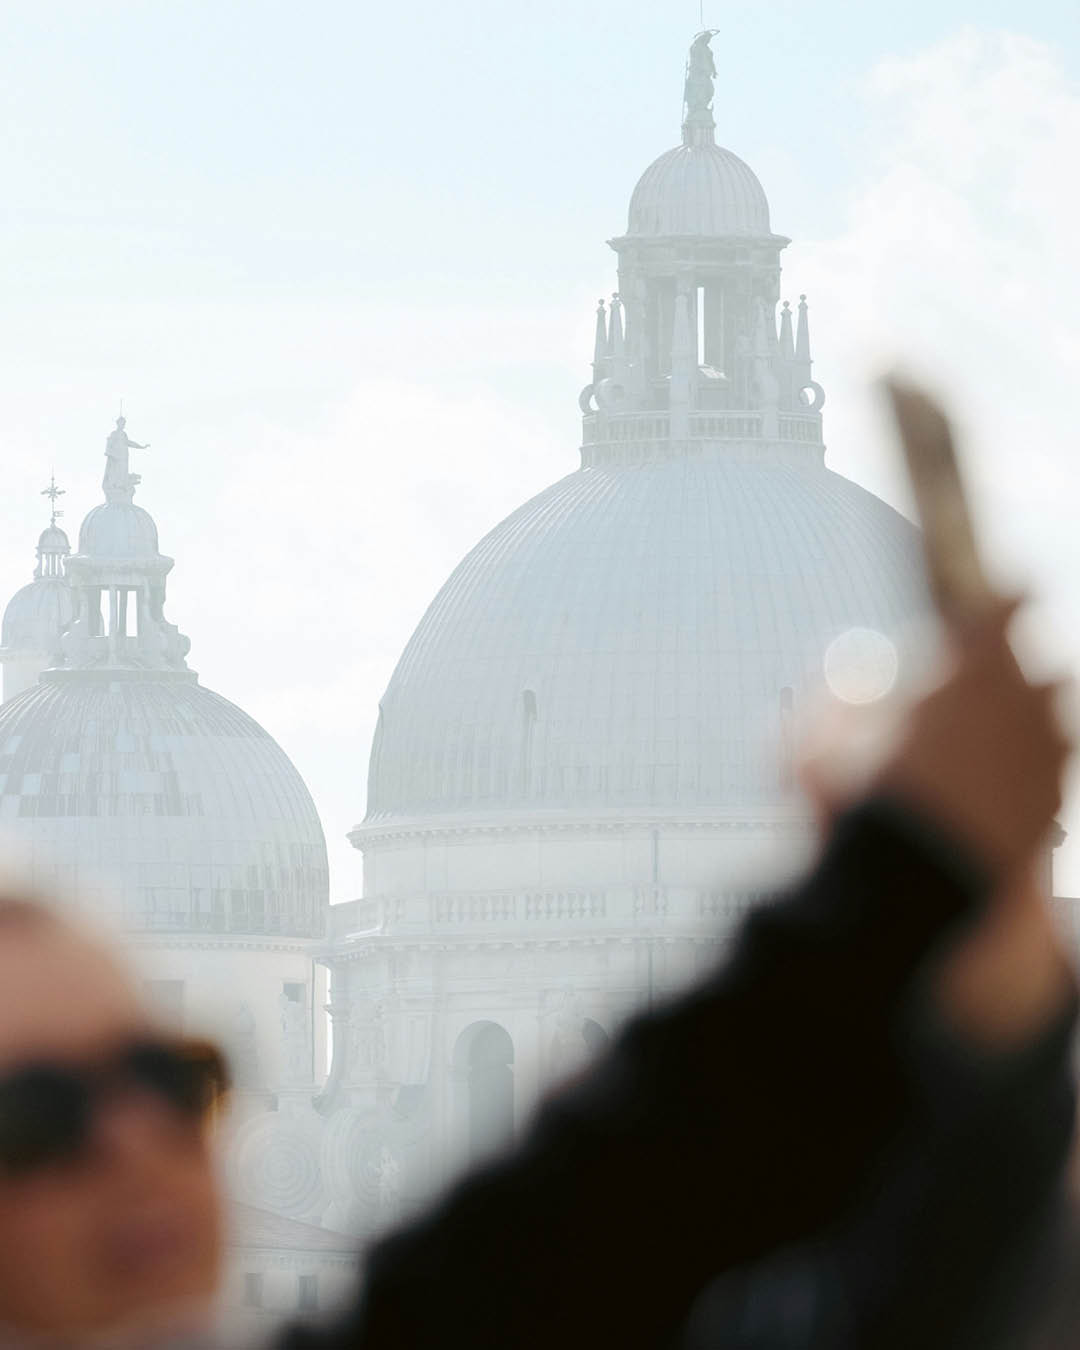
[1031,681,1075,739]
[946,592,1025,654]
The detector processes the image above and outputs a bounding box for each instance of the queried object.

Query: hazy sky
[1,0,1079,898]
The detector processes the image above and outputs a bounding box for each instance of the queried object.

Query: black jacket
[288,798,1076,1350]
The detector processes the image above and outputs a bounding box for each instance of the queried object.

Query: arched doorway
[453,1021,514,1160]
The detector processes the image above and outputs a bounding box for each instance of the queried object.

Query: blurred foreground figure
[0,905,224,1341]
[287,599,1075,1350]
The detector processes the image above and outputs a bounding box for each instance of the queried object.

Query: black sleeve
[679,1005,1077,1350]
[300,797,995,1350]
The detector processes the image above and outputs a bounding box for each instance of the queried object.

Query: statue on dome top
[684,30,719,122]
[103,415,150,504]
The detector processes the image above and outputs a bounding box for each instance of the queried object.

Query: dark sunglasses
[0,1038,229,1177]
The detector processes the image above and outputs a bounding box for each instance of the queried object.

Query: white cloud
[794,27,1080,887]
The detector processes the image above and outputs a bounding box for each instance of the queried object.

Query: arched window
[454,1022,514,1160]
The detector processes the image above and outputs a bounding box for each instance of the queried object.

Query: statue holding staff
[103,415,150,503]
[684,30,719,122]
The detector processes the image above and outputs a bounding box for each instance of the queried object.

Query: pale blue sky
[2,2,1080,896]
[1,0,1076,301]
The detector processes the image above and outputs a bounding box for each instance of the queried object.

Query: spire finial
[682,30,719,146]
[592,297,609,380]
[41,475,65,529]
[795,294,812,365]
[609,293,624,353]
[779,301,795,360]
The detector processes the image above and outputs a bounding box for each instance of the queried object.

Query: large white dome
[365,455,924,824]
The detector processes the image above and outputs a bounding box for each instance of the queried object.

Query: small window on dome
[779,687,795,790]
[520,690,537,796]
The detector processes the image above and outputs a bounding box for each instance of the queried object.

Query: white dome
[365,456,924,822]
[0,677,328,937]
[1,578,75,654]
[37,525,70,554]
[78,502,159,558]
[627,143,772,238]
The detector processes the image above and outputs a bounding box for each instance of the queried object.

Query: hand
[874,599,1070,879]
[800,599,1071,882]
[933,864,1076,1049]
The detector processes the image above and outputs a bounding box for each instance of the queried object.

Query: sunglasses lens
[0,1067,89,1175]
[124,1042,226,1118]
[0,1041,228,1177]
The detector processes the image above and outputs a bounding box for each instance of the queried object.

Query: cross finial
[41,474,66,528]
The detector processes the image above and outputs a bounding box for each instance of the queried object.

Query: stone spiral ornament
[321,1106,378,1201]
[229,1111,327,1220]
[321,1107,404,1233]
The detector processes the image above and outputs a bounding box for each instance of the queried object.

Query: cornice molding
[324,932,714,964]
[351,812,814,849]
[128,935,326,955]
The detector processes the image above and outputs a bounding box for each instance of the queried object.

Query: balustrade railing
[581,407,822,465]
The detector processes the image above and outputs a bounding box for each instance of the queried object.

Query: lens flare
[823,628,899,705]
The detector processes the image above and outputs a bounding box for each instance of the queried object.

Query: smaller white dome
[37,525,70,554]
[627,143,772,238]
[78,502,159,559]
[1,578,75,653]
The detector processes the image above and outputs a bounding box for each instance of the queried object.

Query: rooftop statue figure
[683,30,719,123]
[103,415,150,504]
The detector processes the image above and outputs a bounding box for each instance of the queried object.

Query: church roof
[363,457,923,824]
[227,1204,357,1256]
[0,676,329,936]
[627,142,773,239]
[360,33,926,829]
[78,501,160,559]
[0,425,330,938]
[1,577,75,654]
[0,496,74,656]
[37,525,70,553]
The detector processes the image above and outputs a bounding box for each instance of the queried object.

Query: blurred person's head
[0,894,224,1338]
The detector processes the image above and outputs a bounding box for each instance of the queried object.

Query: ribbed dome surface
[1,579,75,653]
[366,459,924,822]
[627,143,772,237]
[0,679,328,936]
[37,526,70,553]
[79,503,159,558]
